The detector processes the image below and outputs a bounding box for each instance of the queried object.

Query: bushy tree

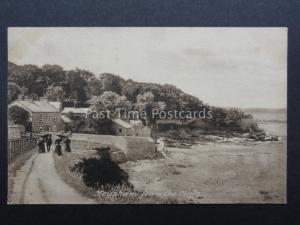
[89,78,103,96]
[211,107,227,128]
[122,80,141,102]
[8,106,31,131]
[224,108,245,128]
[98,73,124,95]
[46,85,66,101]
[91,91,131,116]
[8,82,22,103]
[41,64,65,86]
[64,69,89,102]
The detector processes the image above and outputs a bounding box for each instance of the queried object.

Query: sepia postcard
[7,27,287,204]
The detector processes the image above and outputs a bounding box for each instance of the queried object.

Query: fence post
[8,136,38,163]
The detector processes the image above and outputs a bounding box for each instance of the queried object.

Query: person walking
[46,134,52,152]
[38,137,46,153]
[64,137,71,152]
[54,137,62,156]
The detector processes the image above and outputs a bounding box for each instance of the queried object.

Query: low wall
[71,133,157,161]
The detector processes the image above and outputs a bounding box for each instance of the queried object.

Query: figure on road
[64,137,71,152]
[54,137,62,156]
[38,137,46,153]
[46,134,52,152]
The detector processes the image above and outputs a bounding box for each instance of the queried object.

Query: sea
[243,108,287,139]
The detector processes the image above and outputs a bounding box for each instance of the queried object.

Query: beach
[121,109,287,203]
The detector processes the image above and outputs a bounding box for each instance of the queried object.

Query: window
[53,126,57,132]
[39,113,43,122]
[39,127,43,132]
[119,128,122,133]
[53,116,56,121]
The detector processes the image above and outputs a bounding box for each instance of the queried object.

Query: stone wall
[8,125,23,139]
[71,133,157,161]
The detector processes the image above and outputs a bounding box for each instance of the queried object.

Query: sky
[8,27,287,109]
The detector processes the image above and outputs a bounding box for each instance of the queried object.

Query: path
[10,150,95,204]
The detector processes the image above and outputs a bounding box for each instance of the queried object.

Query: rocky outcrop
[248,130,266,141]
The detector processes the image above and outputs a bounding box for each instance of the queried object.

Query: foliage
[46,85,66,101]
[8,82,22,104]
[69,150,131,189]
[8,105,30,126]
[98,73,124,95]
[90,91,131,115]
[8,61,250,132]
[210,107,246,129]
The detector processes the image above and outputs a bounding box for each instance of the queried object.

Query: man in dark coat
[46,135,52,152]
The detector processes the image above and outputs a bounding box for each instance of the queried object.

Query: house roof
[61,107,90,114]
[61,115,72,123]
[8,100,60,113]
[112,119,133,129]
[130,120,144,126]
[49,101,61,110]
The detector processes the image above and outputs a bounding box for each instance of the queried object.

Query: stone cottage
[8,95,65,133]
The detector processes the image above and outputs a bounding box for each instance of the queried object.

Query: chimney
[18,94,24,100]
[40,96,48,102]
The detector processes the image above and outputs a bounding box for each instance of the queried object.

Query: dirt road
[11,151,95,204]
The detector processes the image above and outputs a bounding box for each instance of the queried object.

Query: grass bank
[53,151,177,203]
[8,147,37,203]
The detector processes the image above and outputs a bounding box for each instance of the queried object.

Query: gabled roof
[61,107,90,114]
[130,120,144,126]
[8,100,60,113]
[112,119,133,129]
[48,101,62,110]
[61,115,72,123]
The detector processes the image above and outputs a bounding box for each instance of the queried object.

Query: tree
[123,80,141,102]
[90,91,131,122]
[8,106,31,131]
[98,73,124,95]
[211,107,227,128]
[46,85,66,101]
[89,78,103,96]
[8,64,44,96]
[224,108,245,128]
[137,91,154,103]
[91,91,131,112]
[89,92,132,134]
[64,69,89,102]
[8,82,22,103]
[178,93,203,111]
[41,64,65,86]
[135,92,165,129]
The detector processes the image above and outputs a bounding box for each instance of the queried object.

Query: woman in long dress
[54,138,62,156]
[38,138,46,153]
[64,137,71,152]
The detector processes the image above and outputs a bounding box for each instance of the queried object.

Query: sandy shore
[121,141,286,203]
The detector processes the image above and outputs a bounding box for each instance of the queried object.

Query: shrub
[71,149,132,190]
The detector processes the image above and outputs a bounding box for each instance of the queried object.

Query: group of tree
[8,61,251,133]
[8,62,204,112]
